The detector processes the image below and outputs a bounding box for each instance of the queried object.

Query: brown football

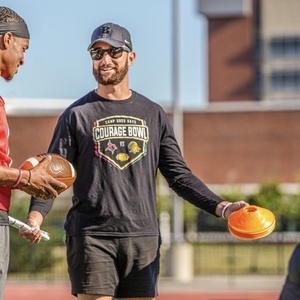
[19,153,77,193]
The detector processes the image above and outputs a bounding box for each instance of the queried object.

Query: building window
[270,70,300,91]
[270,36,300,58]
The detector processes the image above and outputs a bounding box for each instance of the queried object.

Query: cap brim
[87,38,125,51]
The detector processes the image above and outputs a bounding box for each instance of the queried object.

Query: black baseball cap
[87,22,132,51]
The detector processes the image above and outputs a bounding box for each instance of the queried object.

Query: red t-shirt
[0,97,12,211]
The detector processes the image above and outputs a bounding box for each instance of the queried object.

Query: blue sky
[1,0,208,109]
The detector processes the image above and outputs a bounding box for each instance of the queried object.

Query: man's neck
[96,82,132,100]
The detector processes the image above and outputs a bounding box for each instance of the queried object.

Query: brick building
[6,0,300,190]
[6,99,300,189]
[198,0,300,102]
[183,102,300,185]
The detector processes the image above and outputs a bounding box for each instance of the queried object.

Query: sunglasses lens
[90,49,102,60]
[111,48,123,58]
[90,47,128,60]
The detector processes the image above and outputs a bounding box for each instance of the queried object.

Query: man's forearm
[26,210,44,227]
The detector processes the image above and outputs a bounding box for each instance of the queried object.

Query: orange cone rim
[228,205,276,240]
[228,220,276,240]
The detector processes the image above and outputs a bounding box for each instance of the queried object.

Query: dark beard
[93,60,129,85]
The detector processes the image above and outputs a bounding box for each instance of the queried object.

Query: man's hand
[19,211,44,244]
[217,200,249,219]
[21,155,67,199]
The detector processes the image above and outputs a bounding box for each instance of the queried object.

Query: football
[19,153,77,192]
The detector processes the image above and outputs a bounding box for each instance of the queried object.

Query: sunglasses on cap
[89,46,131,60]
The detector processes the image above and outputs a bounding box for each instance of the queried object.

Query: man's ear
[2,32,14,49]
[128,51,136,66]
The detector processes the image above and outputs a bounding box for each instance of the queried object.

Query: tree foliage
[8,194,64,275]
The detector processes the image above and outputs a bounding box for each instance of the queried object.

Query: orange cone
[228,205,276,240]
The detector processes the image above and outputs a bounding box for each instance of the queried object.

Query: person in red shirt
[0,6,66,299]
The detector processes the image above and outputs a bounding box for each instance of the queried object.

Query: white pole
[172,0,184,244]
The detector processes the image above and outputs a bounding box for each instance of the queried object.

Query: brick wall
[8,108,300,184]
[8,115,59,167]
[208,16,255,102]
[183,109,300,184]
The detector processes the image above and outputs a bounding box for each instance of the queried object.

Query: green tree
[247,181,300,231]
[8,193,63,275]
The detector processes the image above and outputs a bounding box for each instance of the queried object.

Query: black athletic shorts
[66,235,161,298]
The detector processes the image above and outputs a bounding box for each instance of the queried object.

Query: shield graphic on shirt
[93,115,149,170]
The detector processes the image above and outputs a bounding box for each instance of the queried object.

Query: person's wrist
[12,169,23,188]
[18,170,31,189]
[23,170,31,187]
[221,202,233,219]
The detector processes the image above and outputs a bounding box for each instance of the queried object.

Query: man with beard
[21,22,247,300]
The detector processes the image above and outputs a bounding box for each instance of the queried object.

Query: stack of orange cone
[228,205,276,240]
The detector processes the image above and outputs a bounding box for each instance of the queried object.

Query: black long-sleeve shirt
[30,90,224,237]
